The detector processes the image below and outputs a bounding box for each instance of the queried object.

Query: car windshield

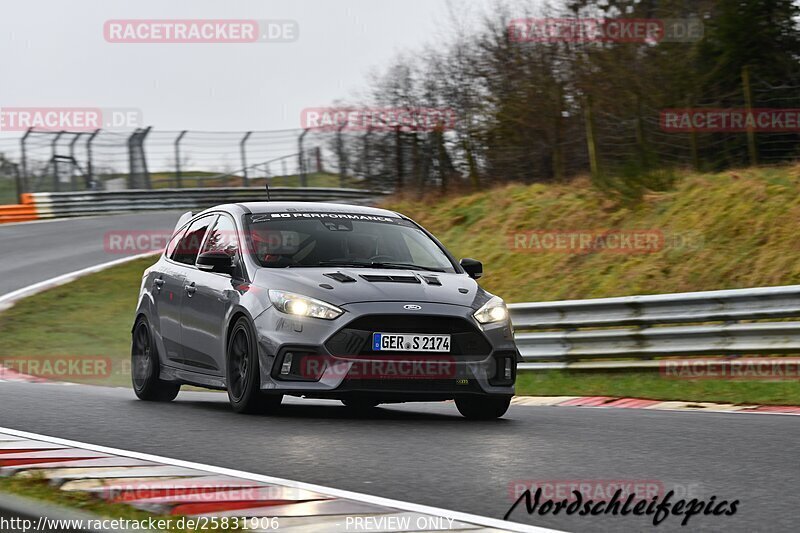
[244,212,456,273]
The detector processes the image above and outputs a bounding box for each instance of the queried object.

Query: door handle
[153,278,165,291]
[184,282,196,297]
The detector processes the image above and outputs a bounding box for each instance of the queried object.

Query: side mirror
[197,251,234,275]
[460,258,483,280]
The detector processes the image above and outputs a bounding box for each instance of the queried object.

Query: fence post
[395,125,403,189]
[175,130,187,188]
[362,129,371,182]
[86,129,100,188]
[68,133,82,191]
[742,66,758,166]
[140,127,152,189]
[20,128,32,193]
[127,127,152,189]
[583,95,599,181]
[336,124,348,188]
[298,129,308,187]
[240,131,252,186]
[51,131,64,192]
[127,129,137,189]
[14,163,23,204]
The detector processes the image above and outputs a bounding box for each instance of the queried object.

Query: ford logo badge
[403,304,422,310]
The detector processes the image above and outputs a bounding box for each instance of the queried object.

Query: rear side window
[172,215,216,265]
[165,227,186,259]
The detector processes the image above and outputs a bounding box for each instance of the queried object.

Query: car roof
[232,201,402,218]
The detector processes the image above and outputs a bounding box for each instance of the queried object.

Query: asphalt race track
[1,215,799,532]
[0,212,183,296]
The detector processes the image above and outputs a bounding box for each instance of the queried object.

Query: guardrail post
[86,129,100,189]
[240,131,252,186]
[20,128,32,193]
[298,129,308,187]
[175,130,187,188]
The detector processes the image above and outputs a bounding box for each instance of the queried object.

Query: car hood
[252,267,488,309]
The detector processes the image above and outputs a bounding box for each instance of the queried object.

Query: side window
[165,227,187,259]
[172,215,216,265]
[201,215,240,258]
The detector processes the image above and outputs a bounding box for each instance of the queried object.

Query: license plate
[372,333,451,353]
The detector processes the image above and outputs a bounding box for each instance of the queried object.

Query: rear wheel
[455,396,510,420]
[227,317,282,414]
[131,317,180,402]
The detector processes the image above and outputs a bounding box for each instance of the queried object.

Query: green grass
[148,171,359,189]
[0,256,156,387]
[383,166,800,302]
[515,370,800,405]
[0,475,241,532]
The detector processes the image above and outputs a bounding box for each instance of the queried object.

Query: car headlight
[473,296,508,324]
[268,290,344,320]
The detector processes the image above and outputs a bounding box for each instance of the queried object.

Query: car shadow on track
[164,395,510,423]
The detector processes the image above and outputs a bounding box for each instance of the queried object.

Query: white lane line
[0,252,159,310]
[0,426,562,533]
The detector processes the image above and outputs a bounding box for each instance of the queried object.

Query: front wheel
[227,317,282,414]
[455,396,511,420]
[131,317,180,402]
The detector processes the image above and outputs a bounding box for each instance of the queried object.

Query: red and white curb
[0,427,559,533]
[511,395,800,415]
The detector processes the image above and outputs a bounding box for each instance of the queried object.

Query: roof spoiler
[174,211,193,232]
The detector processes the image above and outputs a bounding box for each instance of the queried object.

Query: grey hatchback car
[131,202,519,419]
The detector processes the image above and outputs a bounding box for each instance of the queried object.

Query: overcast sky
[0,0,520,133]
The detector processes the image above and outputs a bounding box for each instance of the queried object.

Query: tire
[341,398,381,410]
[131,317,180,402]
[226,316,282,414]
[455,396,511,420]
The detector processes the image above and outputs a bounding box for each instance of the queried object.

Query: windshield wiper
[315,260,445,272]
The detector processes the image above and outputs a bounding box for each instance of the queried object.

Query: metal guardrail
[509,285,800,368]
[23,187,384,219]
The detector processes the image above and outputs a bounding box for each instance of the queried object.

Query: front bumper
[253,301,518,401]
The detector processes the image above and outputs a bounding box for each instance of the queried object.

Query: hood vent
[324,272,356,283]
[360,274,421,284]
[421,275,442,286]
